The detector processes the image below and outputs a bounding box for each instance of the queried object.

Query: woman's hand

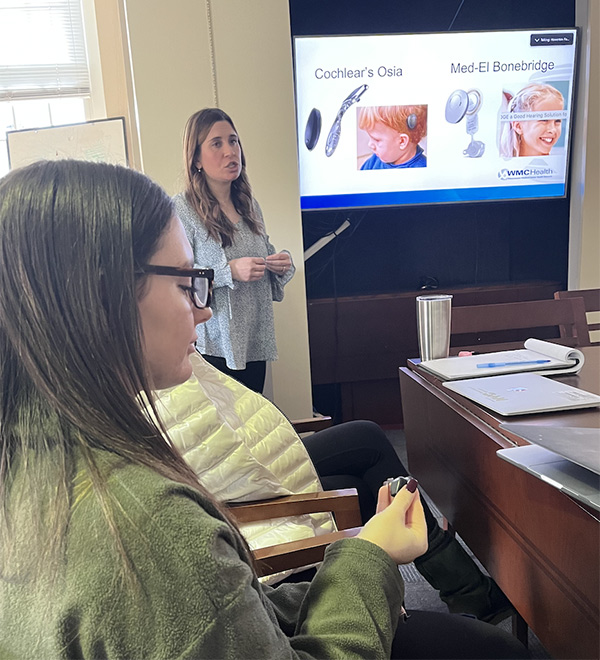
[265,252,292,275]
[357,479,428,565]
[229,257,266,282]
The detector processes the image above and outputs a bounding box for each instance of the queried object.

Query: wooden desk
[307,280,561,424]
[400,347,600,660]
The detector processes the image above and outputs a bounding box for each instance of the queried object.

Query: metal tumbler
[416,294,453,361]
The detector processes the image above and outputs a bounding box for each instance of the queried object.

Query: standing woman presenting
[174,108,294,393]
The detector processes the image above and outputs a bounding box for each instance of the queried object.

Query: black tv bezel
[292,26,580,213]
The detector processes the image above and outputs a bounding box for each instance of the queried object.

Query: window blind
[0,0,90,101]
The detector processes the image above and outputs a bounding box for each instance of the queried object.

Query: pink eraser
[458,351,474,357]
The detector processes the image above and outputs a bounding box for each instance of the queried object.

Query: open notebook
[443,373,600,416]
[420,338,584,380]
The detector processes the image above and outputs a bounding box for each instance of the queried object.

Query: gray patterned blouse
[173,193,295,370]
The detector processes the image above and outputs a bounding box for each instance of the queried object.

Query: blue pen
[476,359,552,369]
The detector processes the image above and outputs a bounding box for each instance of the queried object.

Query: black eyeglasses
[137,265,214,309]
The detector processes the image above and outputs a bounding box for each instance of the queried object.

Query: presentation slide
[293,28,578,211]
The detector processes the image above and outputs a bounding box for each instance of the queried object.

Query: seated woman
[156,351,513,623]
[0,160,527,659]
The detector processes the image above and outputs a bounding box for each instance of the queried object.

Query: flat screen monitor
[293,28,578,211]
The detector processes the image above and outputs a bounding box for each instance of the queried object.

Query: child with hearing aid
[359,105,428,169]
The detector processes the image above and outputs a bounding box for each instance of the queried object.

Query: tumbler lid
[416,294,453,301]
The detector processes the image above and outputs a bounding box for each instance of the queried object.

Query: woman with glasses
[174,107,294,393]
[0,160,527,659]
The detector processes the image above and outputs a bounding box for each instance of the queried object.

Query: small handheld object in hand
[384,476,411,497]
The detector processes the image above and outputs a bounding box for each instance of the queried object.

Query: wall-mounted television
[293,28,578,211]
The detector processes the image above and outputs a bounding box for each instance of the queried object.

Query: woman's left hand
[357,480,428,565]
[265,252,292,275]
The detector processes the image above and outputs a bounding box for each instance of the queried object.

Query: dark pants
[202,354,267,394]
[390,610,529,659]
[301,420,441,541]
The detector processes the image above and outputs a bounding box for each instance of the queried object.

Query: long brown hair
[183,108,263,247]
[0,160,250,584]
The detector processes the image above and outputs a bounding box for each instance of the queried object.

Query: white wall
[111,0,313,419]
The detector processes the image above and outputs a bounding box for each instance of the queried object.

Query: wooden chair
[450,296,591,354]
[554,288,600,344]
[227,415,338,578]
[228,488,362,577]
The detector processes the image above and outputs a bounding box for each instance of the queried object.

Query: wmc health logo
[498,166,555,180]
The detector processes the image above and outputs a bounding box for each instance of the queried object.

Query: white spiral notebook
[420,339,584,381]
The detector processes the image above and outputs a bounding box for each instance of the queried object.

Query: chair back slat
[554,289,600,342]
[450,297,590,353]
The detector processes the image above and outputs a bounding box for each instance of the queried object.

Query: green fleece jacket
[0,450,405,659]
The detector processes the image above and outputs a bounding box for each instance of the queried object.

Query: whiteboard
[7,117,128,170]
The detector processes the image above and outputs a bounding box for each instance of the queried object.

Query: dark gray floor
[385,429,552,659]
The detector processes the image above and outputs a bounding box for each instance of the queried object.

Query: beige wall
[577,0,600,289]
[96,0,313,419]
[92,0,141,169]
[207,3,313,412]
